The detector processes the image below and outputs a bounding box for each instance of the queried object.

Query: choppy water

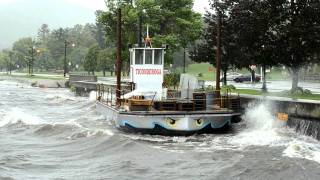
[1,80,320,180]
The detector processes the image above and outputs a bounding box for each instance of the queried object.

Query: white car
[220,72,243,81]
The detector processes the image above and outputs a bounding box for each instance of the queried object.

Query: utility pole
[183,48,186,73]
[138,15,142,47]
[215,4,222,96]
[116,8,122,106]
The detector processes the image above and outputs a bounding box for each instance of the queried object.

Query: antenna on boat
[145,25,152,48]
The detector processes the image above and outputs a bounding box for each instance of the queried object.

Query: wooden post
[116,8,122,106]
[215,6,222,101]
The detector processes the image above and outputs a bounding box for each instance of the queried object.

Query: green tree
[0,50,10,73]
[190,0,241,84]
[37,24,50,43]
[272,0,320,90]
[97,48,115,76]
[98,0,203,66]
[84,45,100,75]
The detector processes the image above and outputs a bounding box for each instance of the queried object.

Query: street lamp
[64,40,75,77]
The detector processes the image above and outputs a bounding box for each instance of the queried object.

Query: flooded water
[1,79,320,180]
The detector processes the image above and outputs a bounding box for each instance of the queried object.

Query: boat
[96,12,241,136]
[95,45,242,136]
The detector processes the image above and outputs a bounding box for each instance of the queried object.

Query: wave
[68,129,114,140]
[283,140,320,164]
[44,94,76,103]
[34,118,113,139]
[0,108,41,127]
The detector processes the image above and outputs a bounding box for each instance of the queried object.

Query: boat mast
[116,8,122,106]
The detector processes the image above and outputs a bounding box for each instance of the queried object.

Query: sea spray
[230,101,286,146]
[89,91,97,101]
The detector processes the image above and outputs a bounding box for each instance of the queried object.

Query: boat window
[145,50,153,64]
[154,50,162,65]
[135,49,143,64]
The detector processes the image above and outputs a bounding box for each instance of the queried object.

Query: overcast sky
[0,0,210,49]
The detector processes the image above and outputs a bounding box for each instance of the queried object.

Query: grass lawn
[179,63,290,81]
[172,63,216,81]
[232,88,320,101]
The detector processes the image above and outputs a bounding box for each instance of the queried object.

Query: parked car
[220,72,243,81]
[233,75,261,83]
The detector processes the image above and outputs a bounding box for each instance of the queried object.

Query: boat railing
[164,89,240,111]
[96,83,132,107]
[96,84,241,112]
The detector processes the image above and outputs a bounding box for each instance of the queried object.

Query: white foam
[227,101,320,164]
[67,129,114,139]
[44,94,76,102]
[283,139,320,164]
[229,102,287,147]
[89,91,97,101]
[0,107,41,127]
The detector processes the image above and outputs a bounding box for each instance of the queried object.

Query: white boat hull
[97,102,240,135]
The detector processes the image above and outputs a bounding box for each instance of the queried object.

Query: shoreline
[0,75,68,88]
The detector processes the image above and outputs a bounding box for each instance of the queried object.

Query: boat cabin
[129,47,166,98]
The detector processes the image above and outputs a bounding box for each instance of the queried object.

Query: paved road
[205,80,320,94]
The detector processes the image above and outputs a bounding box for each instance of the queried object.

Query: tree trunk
[262,64,267,92]
[103,69,106,77]
[251,70,255,83]
[92,71,95,75]
[291,67,299,91]
[111,71,113,76]
[223,70,227,86]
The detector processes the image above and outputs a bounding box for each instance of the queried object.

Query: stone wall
[240,95,320,140]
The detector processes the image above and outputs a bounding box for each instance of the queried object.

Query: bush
[282,87,313,96]
[164,73,180,89]
[70,85,76,92]
[221,85,236,92]
[304,89,312,95]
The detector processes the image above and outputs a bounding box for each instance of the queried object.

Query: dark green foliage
[7,23,100,73]
[98,0,203,65]
[192,0,320,90]
[84,45,100,74]
[97,48,116,76]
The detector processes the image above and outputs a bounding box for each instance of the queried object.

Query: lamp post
[261,45,267,92]
[64,40,75,77]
